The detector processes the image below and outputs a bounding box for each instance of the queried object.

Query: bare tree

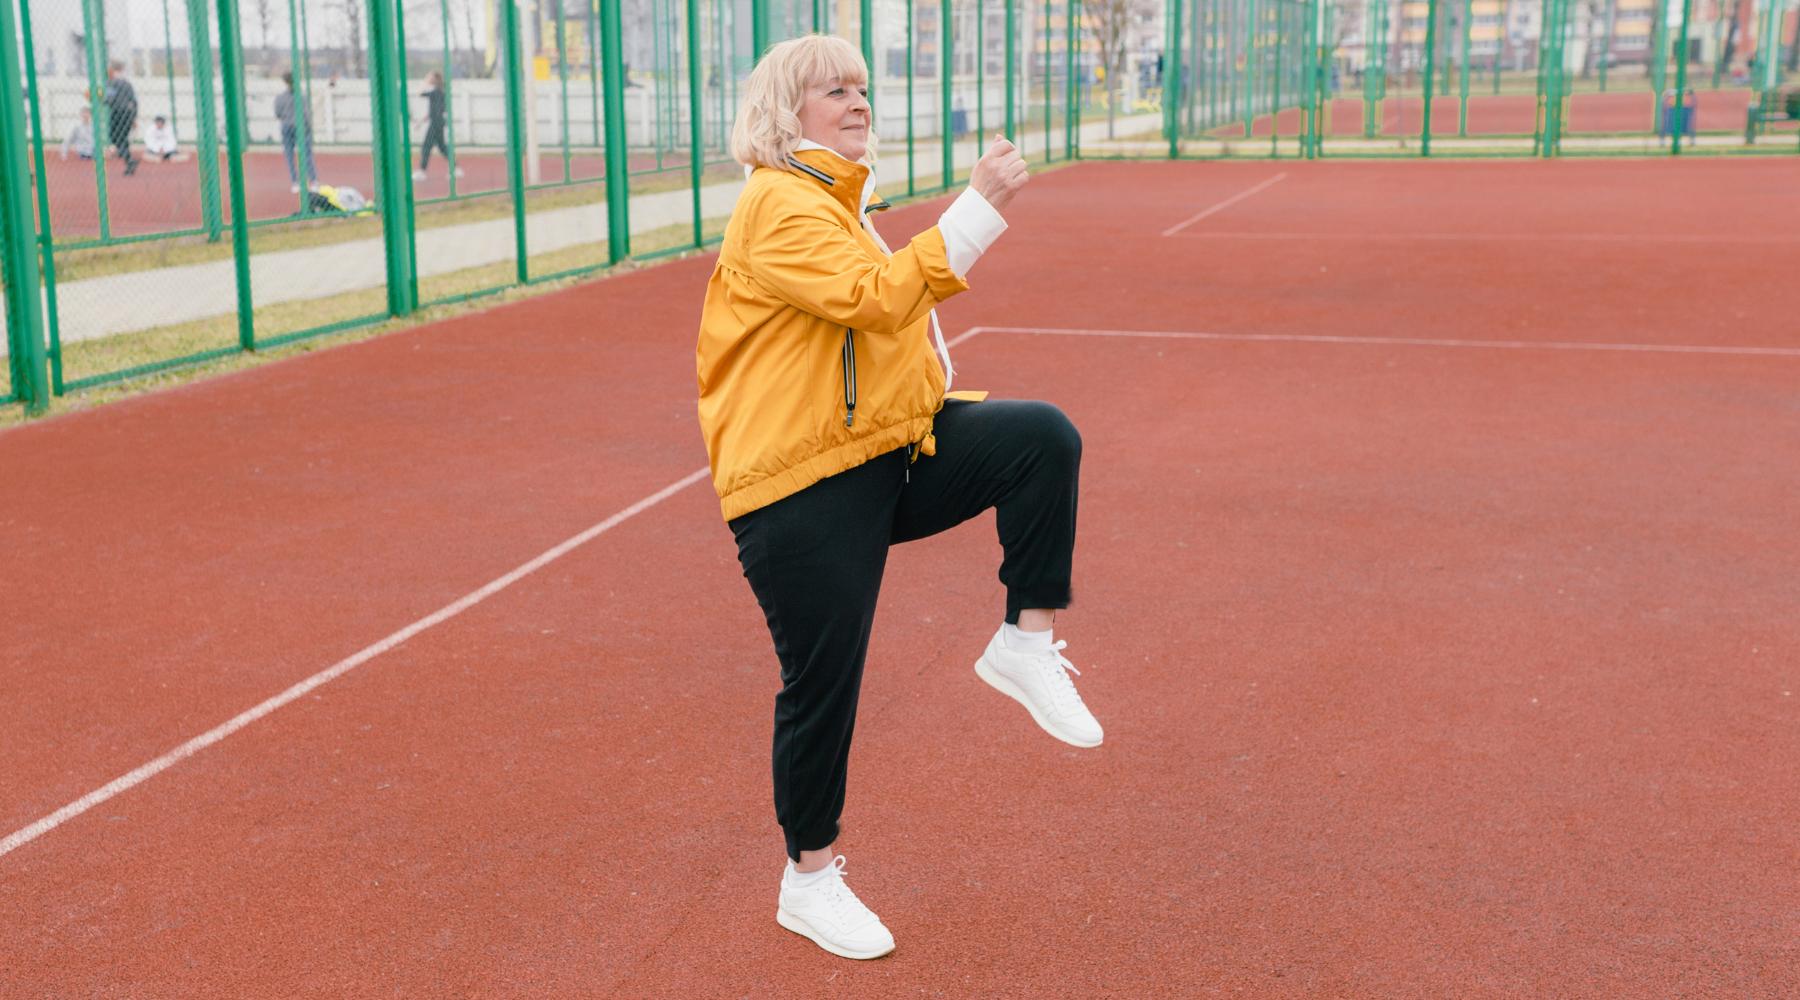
[331,0,367,77]
[1082,0,1156,138]
[255,0,275,58]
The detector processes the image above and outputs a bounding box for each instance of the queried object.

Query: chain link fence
[3,0,1796,410]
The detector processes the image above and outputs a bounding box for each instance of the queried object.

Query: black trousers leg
[893,399,1083,623]
[731,452,907,861]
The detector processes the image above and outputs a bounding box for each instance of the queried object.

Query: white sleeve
[937,187,1008,278]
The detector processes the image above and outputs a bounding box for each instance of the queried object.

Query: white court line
[0,466,712,860]
[1160,173,1289,237]
[963,325,1800,358]
[1172,230,1800,245]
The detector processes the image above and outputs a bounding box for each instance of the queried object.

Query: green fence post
[214,0,256,349]
[1067,0,1079,158]
[443,0,461,199]
[558,0,573,181]
[1041,0,1051,161]
[286,0,315,212]
[1457,0,1470,134]
[1005,0,1017,136]
[1755,0,1782,93]
[977,0,986,141]
[81,0,113,243]
[160,0,180,135]
[688,0,704,246]
[906,0,916,194]
[862,0,876,76]
[1672,0,1692,153]
[1268,0,1282,156]
[1243,0,1256,136]
[503,0,530,277]
[0,0,47,412]
[369,0,418,313]
[601,0,631,259]
[1421,0,1437,155]
[17,0,65,393]
[184,0,224,242]
[1599,0,1615,90]
[754,0,770,56]
[943,0,955,187]
[1167,0,1183,156]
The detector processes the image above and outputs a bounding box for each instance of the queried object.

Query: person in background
[413,70,459,180]
[275,71,319,193]
[143,114,179,161]
[103,60,138,175]
[60,106,96,161]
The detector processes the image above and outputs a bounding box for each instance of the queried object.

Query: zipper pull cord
[842,328,857,427]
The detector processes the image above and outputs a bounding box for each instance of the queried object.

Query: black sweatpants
[420,121,448,170]
[728,399,1082,860]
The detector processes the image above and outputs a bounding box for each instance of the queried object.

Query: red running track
[2,157,1798,997]
[1216,87,1773,138]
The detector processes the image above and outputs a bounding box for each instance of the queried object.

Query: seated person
[61,107,96,161]
[143,114,181,161]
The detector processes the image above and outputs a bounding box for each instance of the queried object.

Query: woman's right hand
[969,135,1030,213]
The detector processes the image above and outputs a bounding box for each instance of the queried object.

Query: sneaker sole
[975,653,1103,748]
[775,906,895,960]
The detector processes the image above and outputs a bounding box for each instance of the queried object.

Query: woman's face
[797,76,871,162]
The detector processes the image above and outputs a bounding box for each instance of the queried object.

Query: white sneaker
[775,856,895,960]
[975,628,1104,748]
[411,169,426,179]
[452,166,465,177]
[289,183,300,193]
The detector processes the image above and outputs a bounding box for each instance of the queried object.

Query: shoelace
[1035,641,1087,715]
[815,856,876,928]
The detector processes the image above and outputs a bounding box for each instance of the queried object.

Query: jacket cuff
[916,227,973,301]
[938,187,1008,278]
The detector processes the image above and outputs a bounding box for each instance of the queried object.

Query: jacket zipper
[841,327,858,428]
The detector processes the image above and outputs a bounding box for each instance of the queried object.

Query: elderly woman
[696,34,1102,960]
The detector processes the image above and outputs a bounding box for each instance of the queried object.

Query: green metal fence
[3,0,1797,412]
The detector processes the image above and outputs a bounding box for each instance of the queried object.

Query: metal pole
[1599,0,1616,90]
[1458,0,1470,134]
[502,0,531,277]
[1068,0,1080,158]
[186,0,225,241]
[1167,0,1184,155]
[1672,0,1692,152]
[286,0,314,212]
[444,0,460,199]
[1042,0,1052,160]
[161,0,181,134]
[906,0,915,194]
[81,0,113,243]
[1005,0,1017,136]
[1243,0,1257,135]
[17,0,66,394]
[1422,0,1438,155]
[754,0,769,57]
[558,0,572,180]
[1269,0,1282,155]
[977,0,986,139]
[0,0,47,411]
[601,0,631,256]
[687,0,704,246]
[369,0,418,312]
[943,0,955,186]
[215,0,257,349]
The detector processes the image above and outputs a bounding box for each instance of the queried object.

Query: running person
[102,60,138,176]
[414,71,453,179]
[695,34,1104,961]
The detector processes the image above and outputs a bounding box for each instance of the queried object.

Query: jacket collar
[786,142,887,218]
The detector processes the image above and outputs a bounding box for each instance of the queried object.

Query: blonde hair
[730,34,876,170]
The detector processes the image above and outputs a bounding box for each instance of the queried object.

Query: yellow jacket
[697,148,970,521]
